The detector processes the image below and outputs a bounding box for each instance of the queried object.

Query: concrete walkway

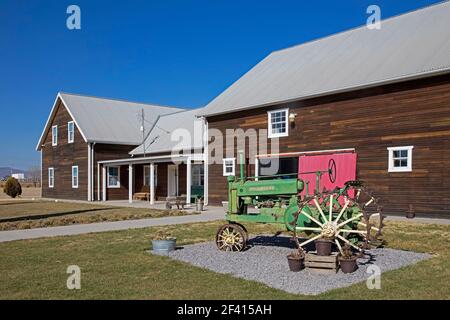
[0,207,225,243]
[383,215,450,225]
[40,198,193,210]
[0,206,448,243]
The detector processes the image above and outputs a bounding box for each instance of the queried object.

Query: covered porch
[96,153,207,206]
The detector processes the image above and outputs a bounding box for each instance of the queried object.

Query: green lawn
[0,220,448,299]
[0,200,197,231]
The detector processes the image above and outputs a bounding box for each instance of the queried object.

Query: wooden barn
[199,2,450,217]
[37,2,450,217]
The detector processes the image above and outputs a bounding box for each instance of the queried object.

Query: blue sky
[0,0,441,169]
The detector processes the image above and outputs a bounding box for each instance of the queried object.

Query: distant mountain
[0,167,26,179]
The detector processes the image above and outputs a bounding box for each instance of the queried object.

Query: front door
[167,165,178,197]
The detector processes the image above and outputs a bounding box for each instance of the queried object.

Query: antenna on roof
[138,110,164,157]
[140,109,146,158]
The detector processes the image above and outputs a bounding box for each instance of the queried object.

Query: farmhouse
[36,93,206,203]
[37,2,450,217]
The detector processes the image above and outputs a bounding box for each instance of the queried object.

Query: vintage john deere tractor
[216,153,384,255]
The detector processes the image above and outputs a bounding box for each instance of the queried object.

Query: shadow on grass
[0,201,36,206]
[0,208,113,223]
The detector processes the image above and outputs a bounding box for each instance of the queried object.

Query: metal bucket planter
[315,239,333,256]
[339,256,358,273]
[196,198,204,211]
[152,238,177,253]
[287,252,304,272]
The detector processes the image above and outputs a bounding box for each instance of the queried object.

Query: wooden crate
[305,252,339,274]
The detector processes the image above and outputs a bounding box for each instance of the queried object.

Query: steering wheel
[328,159,337,183]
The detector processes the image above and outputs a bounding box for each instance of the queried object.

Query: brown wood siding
[93,144,137,201]
[105,165,130,200]
[156,163,168,199]
[133,163,169,200]
[155,163,186,199]
[96,161,186,201]
[134,164,144,194]
[178,164,187,195]
[207,74,450,218]
[41,101,88,200]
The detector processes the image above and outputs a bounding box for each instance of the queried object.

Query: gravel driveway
[155,235,431,295]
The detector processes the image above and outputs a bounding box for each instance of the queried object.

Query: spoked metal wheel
[216,224,247,252]
[292,184,384,255]
[344,182,385,247]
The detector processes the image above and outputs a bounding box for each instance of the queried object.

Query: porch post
[203,159,207,205]
[97,163,100,201]
[150,163,155,205]
[255,156,259,181]
[203,119,209,206]
[91,144,95,201]
[186,156,192,205]
[102,165,107,201]
[128,163,133,204]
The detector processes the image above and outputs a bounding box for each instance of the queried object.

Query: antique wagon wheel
[344,183,385,246]
[291,186,384,255]
[216,223,247,252]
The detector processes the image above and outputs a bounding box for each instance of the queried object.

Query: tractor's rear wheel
[344,184,385,247]
[216,224,247,252]
[292,185,384,254]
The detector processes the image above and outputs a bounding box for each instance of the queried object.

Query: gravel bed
[153,235,431,295]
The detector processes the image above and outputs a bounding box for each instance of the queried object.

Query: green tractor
[216,153,384,254]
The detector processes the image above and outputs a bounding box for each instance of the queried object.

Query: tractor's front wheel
[216,224,247,252]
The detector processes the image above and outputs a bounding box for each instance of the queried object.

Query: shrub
[3,177,22,198]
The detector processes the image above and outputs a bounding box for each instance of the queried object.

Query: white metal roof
[199,1,450,117]
[36,93,185,149]
[130,108,205,155]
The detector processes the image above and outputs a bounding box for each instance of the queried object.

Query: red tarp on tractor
[298,152,357,198]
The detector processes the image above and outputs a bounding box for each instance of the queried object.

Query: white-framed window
[72,166,79,188]
[107,166,120,188]
[52,125,58,146]
[68,121,75,143]
[223,158,236,176]
[192,164,204,186]
[268,108,289,138]
[48,167,54,188]
[143,165,158,187]
[388,146,414,172]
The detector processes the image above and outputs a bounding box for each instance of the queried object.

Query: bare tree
[28,165,41,187]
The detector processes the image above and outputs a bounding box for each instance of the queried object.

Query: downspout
[40,149,43,197]
[97,162,100,201]
[88,143,92,201]
[92,142,96,201]
[202,117,208,206]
